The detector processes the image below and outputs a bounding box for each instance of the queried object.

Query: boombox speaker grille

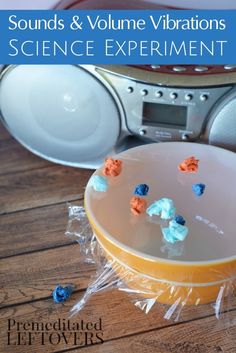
[207,89,236,152]
[0,65,121,167]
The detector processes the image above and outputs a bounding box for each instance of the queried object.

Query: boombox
[1,64,236,169]
[1,0,236,169]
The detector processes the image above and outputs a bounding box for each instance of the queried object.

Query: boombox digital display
[0,64,236,169]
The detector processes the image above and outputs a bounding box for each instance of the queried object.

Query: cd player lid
[151,0,236,9]
[56,0,236,9]
[97,65,236,88]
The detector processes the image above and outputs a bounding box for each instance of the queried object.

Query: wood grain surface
[0,202,83,258]
[0,122,235,353]
[0,138,50,176]
[0,165,92,214]
[0,124,11,141]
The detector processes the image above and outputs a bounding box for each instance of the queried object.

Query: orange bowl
[85,143,236,305]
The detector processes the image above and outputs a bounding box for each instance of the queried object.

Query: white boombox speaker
[1,0,236,169]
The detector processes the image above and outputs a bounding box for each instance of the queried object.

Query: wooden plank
[0,290,235,353]
[0,138,50,176]
[0,166,93,214]
[0,244,95,307]
[0,202,83,258]
[0,123,11,142]
[79,310,236,353]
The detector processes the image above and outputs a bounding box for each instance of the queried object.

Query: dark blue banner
[0,10,235,64]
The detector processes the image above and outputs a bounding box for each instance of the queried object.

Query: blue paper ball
[52,285,73,304]
[175,215,186,226]
[134,184,149,196]
[192,183,206,197]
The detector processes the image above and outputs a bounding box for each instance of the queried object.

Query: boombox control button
[151,65,161,70]
[170,92,178,100]
[173,66,186,72]
[181,134,189,141]
[185,94,193,101]
[155,91,163,98]
[194,66,209,72]
[200,94,209,102]
[139,129,146,136]
[141,89,148,96]
[224,65,236,70]
[126,87,134,94]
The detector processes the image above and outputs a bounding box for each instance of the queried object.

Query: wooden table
[0,122,236,353]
